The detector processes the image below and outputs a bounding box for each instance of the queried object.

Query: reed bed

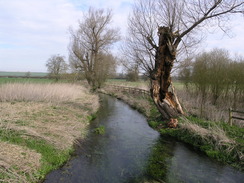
[0,83,88,102]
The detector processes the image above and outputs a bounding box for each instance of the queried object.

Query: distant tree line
[179,48,244,109]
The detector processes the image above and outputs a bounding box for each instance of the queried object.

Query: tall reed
[0,83,87,102]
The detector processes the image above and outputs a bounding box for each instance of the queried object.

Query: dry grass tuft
[0,141,41,183]
[0,83,99,149]
[177,89,244,127]
[180,117,236,151]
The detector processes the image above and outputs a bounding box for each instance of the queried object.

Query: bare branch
[122,0,244,118]
[69,7,120,89]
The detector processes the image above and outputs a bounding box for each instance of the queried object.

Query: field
[0,80,99,182]
[0,78,54,85]
[106,79,184,90]
[0,72,51,85]
[0,71,48,77]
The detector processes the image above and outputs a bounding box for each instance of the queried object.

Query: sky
[0,0,243,72]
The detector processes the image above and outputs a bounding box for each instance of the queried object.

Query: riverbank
[102,86,244,171]
[0,83,99,183]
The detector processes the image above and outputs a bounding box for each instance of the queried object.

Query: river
[44,94,243,183]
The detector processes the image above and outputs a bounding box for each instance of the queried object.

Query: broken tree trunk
[149,26,184,120]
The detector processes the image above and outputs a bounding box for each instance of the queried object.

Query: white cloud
[0,0,82,72]
[201,14,244,57]
[0,0,134,72]
[0,0,243,72]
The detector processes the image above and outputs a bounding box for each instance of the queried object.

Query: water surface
[44,94,243,183]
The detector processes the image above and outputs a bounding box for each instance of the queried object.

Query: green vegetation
[149,116,244,171]
[106,78,184,91]
[87,114,97,121]
[103,83,244,171]
[179,48,244,109]
[0,71,48,77]
[145,139,171,182]
[106,79,149,89]
[0,82,99,182]
[147,96,243,170]
[177,50,244,125]
[0,129,72,181]
[0,77,54,84]
[93,126,106,135]
[125,66,139,82]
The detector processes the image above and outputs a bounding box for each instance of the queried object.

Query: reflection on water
[44,94,244,183]
[166,142,243,183]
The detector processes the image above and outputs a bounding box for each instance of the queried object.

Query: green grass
[87,114,97,121]
[0,128,73,181]
[93,126,105,135]
[0,77,54,84]
[103,86,243,171]
[0,82,99,182]
[106,79,184,90]
[145,138,171,181]
[114,88,243,170]
[106,79,148,88]
[0,77,75,85]
[172,81,184,90]
[0,71,48,77]
[157,117,244,170]
[186,116,244,144]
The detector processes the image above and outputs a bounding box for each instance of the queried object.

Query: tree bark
[150,27,184,120]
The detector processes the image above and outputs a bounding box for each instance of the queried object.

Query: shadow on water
[44,94,244,183]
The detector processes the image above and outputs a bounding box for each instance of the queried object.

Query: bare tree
[120,57,140,81]
[69,8,120,90]
[25,71,31,78]
[229,57,244,109]
[93,52,117,87]
[178,57,193,90]
[126,65,140,82]
[124,0,243,119]
[46,55,68,81]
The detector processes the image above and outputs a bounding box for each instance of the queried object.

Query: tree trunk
[150,27,184,120]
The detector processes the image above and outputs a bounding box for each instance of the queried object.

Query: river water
[44,94,243,183]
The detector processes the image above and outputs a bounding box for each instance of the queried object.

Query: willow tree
[124,0,243,119]
[46,55,68,81]
[69,8,120,90]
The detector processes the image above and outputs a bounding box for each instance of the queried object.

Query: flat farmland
[0,71,48,77]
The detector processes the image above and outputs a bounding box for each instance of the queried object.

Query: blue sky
[0,0,243,72]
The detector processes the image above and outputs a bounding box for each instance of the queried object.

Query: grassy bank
[106,79,149,90]
[102,85,244,172]
[106,79,184,90]
[0,83,99,182]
